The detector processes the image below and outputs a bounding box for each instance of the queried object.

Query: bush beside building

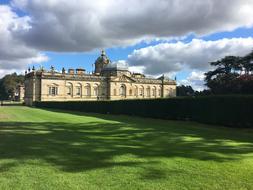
[35,95,253,128]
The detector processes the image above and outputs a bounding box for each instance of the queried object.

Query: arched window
[66,82,73,96]
[139,86,144,97]
[152,86,156,97]
[119,84,126,97]
[146,86,151,97]
[158,86,162,97]
[85,83,91,96]
[134,86,138,97]
[129,89,132,96]
[76,83,82,96]
[93,84,99,96]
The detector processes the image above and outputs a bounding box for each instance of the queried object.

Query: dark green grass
[0,106,253,190]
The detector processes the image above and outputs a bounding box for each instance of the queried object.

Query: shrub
[35,95,253,128]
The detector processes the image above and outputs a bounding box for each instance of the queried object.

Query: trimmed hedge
[35,95,253,128]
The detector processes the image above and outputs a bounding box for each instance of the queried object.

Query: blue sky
[1,0,253,90]
[40,27,253,82]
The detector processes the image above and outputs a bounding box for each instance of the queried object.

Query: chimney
[76,68,85,75]
[68,69,75,75]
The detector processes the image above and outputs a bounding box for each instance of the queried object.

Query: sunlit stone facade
[24,51,176,106]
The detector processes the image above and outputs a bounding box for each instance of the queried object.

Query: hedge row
[35,95,253,128]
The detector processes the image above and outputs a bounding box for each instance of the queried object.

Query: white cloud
[0,5,48,77]
[127,37,253,90]
[127,38,253,75]
[179,71,206,91]
[10,0,253,52]
[128,66,146,74]
[0,69,22,79]
[1,0,253,79]
[111,60,128,68]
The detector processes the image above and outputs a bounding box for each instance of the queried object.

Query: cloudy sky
[1,0,253,90]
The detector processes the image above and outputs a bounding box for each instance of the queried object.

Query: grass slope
[0,106,253,190]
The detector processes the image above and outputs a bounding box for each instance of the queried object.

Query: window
[49,86,58,96]
[152,87,156,97]
[158,88,162,97]
[146,87,151,97]
[67,87,72,95]
[139,88,144,97]
[129,89,132,96]
[76,87,81,96]
[134,86,138,96]
[85,84,91,96]
[94,85,99,96]
[66,83,73,96]
[113,89,117,96]
[94,88,98,96]
[119,85,126,96]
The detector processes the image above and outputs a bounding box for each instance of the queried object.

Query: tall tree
[0,73,24,100]
[205,51,253,94]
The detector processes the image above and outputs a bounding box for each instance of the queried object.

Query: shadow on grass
[0,108,253,176]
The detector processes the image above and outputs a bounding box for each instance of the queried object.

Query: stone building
[16,85,25,102]
[24,51,176,106]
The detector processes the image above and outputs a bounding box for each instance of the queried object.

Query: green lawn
[0,106,253,190]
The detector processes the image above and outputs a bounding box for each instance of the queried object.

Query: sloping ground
[0,106,253,190]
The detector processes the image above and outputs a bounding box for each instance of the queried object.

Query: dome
[95,50,111,65]
[95,50,111,74]
[94,50,111,74]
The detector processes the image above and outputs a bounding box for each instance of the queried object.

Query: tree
[204,50,253,94]
[194,89,211,96]
[176,85,195,96]
[205,56,240,80]
[0,73,24,100]
[240,50,253,75]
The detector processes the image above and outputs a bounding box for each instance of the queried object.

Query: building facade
[24,51,176,106]
[16,85,25,102]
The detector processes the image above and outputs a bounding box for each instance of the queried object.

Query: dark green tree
[176,85,195,96]
[0,73,24,100]
[205,50,253,94]
[240,50,253,75]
